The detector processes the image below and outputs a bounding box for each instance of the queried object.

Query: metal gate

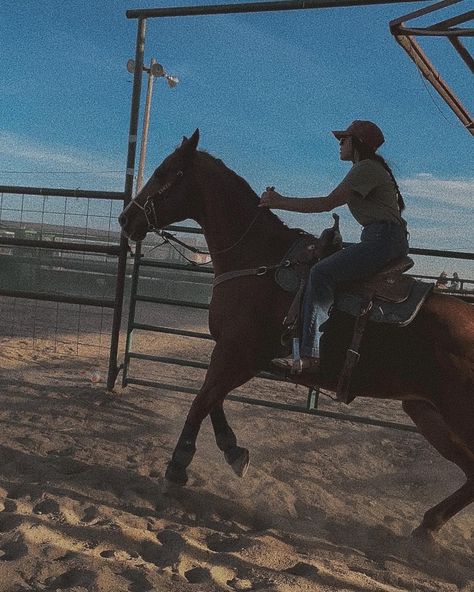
[120,221,473,433]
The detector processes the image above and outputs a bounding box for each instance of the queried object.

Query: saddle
[341,256,414,303]
[334,255,414,405]
[278,218,433,405]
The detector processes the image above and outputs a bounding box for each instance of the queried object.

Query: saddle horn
[318,213,343,259]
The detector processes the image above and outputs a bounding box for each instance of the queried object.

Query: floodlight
[127,59,136,73]
[166,75,179,88]
[150,62,165,77]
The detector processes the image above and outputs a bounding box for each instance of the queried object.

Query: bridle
[129,169,184,232]
[126,167,262,261]
[124,165,318,291]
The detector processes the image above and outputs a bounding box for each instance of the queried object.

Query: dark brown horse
[119,130,474,541]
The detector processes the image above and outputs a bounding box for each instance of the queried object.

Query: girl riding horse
[259,120,409,375]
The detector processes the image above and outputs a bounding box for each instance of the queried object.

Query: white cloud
[0,130,123,180]
[399,173,473,209]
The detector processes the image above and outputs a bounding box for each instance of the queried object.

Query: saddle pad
[335,280,434,326]
[275,234,317,293]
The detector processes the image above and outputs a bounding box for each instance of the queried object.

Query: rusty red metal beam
[390,0,474,136]
[449,36,474,73]
[389,0,463,28]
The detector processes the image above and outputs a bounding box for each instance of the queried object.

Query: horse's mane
[198,150,294,234]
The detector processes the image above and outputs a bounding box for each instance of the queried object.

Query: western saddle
[335,254,414,403]
[281,215,414,404]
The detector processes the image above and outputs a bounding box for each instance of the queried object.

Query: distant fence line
[0,187,129,388]
[1,221,473,301]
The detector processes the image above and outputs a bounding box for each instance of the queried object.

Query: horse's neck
[196,171,297,275]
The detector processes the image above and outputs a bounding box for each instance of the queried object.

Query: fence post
[106,18,147,390]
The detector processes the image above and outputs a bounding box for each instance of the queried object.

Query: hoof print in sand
[45,568,96,590]
[0,513,23,532]
[33,498,60,515]
[284,561,320,578]
[139,540,163,566]
[122,567,154,592]
[227,577,255,591]
[1,498,17,512]
[80,505,99,523]
[184,566,213,584]
[156,528,185,546]
[206,532,246,553]
[0,536,28,561]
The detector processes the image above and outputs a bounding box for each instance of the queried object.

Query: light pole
[127,58,179,194]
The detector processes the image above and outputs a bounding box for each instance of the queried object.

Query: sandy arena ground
[0,301,472,592]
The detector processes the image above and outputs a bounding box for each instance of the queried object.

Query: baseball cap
[332,120,385,151]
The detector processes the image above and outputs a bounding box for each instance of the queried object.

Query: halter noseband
[129,169,184,231]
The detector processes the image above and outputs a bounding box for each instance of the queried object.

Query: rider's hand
[259,186,285,209]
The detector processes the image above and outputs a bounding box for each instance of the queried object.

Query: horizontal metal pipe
[127,0,428,19]
[0,237,121,256]
[147,226,474,260]
[127,352,208,368]
[0,289,115,308]
[134,295,210,309]
[412,273,473,283]
[131,323,214,339]
[0,185,125,200]
[408,247,473,260]
[124,377,417,433]
[127,352,316,382]
[137,259,214,273]
[146,226,474,261]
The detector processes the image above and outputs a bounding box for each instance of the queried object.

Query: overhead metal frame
[120,0,474,429]
[390,0,474,135]
[127,0,429,19]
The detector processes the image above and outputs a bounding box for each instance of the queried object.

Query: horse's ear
[180,129,199,157]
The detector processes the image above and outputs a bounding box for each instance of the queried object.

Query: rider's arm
[259,182,353,213]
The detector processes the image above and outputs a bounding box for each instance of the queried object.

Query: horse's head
[119,129,200,242]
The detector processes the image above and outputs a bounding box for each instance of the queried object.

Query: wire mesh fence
[0,191,125,361]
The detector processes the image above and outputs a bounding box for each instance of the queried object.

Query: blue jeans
[300,221,409,358]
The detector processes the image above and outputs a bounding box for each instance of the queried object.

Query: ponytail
[352,138,405,213]
[373,154,405,213]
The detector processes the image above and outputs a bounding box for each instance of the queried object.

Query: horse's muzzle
[118,212,147,242]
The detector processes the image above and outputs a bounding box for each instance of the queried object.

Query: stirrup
[271,356,299,374]
[271,356,319,375]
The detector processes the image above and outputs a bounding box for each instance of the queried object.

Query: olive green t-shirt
[340,159,403,227]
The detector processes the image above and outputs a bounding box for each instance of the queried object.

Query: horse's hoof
[225,447,250,478]
[164,462,188,487]
[411,526,439,554]
[412,525,434,541]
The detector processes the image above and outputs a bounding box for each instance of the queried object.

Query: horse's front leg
[210,404,250,477]
[165,344,254,486]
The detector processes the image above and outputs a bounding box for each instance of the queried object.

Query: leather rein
[128,169,289,283]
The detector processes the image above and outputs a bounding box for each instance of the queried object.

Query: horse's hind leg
[211,403,250,477]
[402,400,474,539]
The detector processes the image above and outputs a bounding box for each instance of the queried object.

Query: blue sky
[1,0,472,276]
